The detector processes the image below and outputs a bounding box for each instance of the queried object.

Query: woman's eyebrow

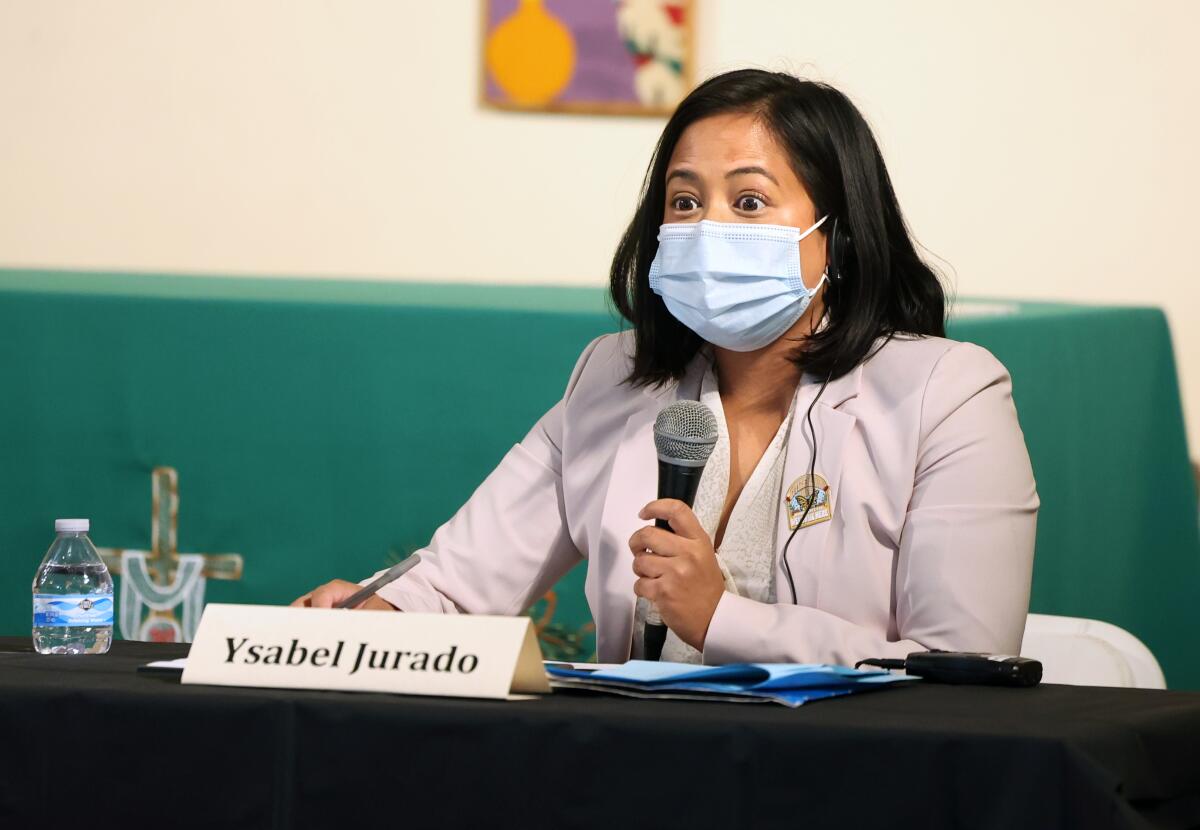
[665,168,701,185]
[726,165,778,184]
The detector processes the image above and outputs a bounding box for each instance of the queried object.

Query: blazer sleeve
[368,336,604,615]
[703,342,1039,666]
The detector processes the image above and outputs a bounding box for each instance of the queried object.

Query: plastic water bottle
[32,519,114,654]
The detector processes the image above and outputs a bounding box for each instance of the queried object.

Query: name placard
[182,603,550,699]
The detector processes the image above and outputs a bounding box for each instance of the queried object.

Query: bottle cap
[55,518,90,533]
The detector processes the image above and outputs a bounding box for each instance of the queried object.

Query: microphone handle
[643,619,669,662]
[645,460,707,660]
[656,459,705,512]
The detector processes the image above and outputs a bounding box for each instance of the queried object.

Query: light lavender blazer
[374,331,1039,666]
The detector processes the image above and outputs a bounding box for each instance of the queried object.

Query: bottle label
[33,594,114,627]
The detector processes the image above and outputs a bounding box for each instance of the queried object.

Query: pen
[334,553,422,609]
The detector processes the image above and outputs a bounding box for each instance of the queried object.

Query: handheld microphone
[643,400,718,661]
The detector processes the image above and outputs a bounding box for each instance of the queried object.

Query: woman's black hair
[609,69,946,386]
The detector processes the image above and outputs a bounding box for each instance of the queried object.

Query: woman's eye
[672,196,699,212]
[736,195,765,212]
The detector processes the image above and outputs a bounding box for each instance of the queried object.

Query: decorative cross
[97,466,243,641]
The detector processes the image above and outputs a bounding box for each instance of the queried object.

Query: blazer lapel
[591,353,709,663]
[774,366,862,607]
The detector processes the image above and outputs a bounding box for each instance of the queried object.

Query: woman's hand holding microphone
[629,498,726,652]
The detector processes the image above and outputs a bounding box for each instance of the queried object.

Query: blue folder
[546,660,915,707]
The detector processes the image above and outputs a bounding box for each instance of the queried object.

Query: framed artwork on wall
[481,0,695,116]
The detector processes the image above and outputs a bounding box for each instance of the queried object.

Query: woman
[294,69,1038,667]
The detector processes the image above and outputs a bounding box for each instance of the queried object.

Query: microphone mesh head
[654,400,718,465]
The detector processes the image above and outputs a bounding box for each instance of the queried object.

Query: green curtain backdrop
[1,271,1196,684]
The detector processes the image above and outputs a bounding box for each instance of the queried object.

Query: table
[1,640,1198,830]
[1,270,1197,684]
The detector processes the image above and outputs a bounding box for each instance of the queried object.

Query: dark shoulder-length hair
[609,69,946,386]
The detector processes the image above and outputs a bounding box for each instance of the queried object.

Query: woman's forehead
[668,113,788,170]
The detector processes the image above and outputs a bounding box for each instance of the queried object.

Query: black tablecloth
[1,639,1199,830]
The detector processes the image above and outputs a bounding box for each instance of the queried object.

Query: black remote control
[903,650,1042,687]
[857,650,1043,687]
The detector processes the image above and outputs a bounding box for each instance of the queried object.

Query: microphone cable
[780,370,833,605]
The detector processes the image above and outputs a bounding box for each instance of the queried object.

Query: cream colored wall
[2,1,1198,452]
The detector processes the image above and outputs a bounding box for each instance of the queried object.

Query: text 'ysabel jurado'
[224,637,481,675]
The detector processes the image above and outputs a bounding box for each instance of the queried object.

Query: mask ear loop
[780,370,833,605]
[797,214,830,242]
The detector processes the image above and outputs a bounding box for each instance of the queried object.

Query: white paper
[144,658,188,670]
[543,661,623,673]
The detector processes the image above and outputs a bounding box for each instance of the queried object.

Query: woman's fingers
[359,595,399,611]
[631,550,669,578]
[633,576,659,602]
[638,499,708,540]
[312,579,365,608]
[628,525,687,557]
[291,579,367,609]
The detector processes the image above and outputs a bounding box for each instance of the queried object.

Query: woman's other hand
[290,579,397,610]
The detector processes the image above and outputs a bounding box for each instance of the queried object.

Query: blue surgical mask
[648,216,829,352]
